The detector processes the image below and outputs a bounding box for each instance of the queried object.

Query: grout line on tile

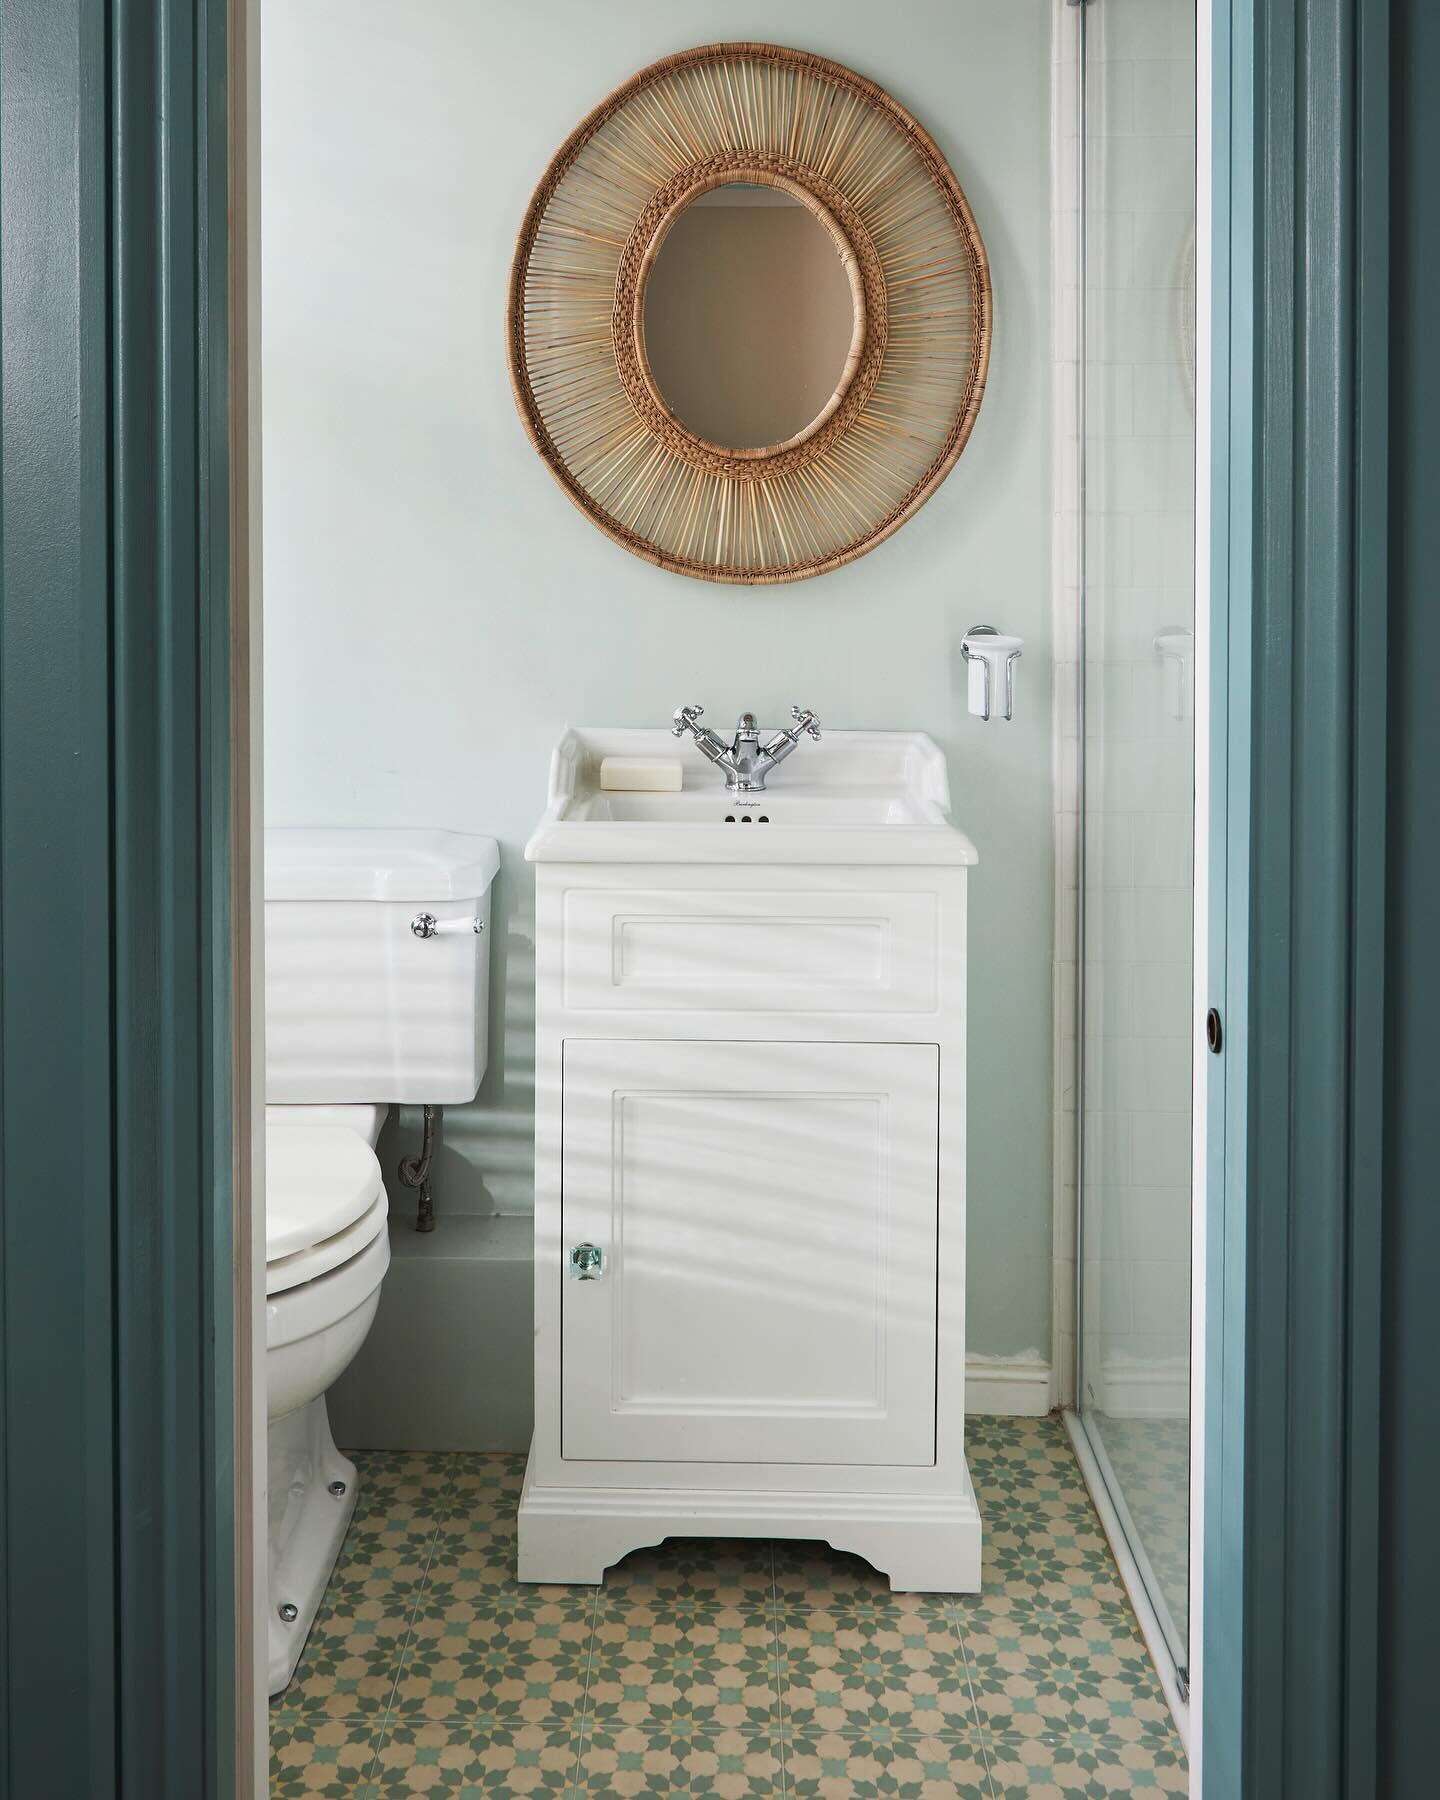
[361,1706,390,1799]
[372,1470,450,1723]
[765,1542,791,1797]
[569,1584,602,1796]
[950,1601,1003,1800]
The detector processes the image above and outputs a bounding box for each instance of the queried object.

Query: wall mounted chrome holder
[961,625,1024,721]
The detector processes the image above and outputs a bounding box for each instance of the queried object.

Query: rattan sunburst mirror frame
[507,43,992,585]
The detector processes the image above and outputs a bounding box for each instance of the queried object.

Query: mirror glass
[642,183,858,452]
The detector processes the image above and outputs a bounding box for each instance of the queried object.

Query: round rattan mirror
[507,43,992,584]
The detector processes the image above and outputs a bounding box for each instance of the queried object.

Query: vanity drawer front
[560,1038,939,1467]
[561,886,938,1013]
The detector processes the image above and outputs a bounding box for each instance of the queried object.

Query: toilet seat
[266,1226,391,1354]
[266,1189,389,1296]
[267,1124,385,1264]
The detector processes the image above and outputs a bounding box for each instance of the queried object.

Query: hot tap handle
[672,703,705,737]
[790,706,821,741]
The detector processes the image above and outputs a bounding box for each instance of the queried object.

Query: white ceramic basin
[525,728,977,866]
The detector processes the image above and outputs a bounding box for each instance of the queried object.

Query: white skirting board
[332,1226,1054,1453]
[1085,1356,1190,1420]
[964,1354,1054,1416]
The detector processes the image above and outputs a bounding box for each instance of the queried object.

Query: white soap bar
[599,756,684,792]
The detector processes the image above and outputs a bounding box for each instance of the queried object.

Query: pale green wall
[261,0,1056,1359]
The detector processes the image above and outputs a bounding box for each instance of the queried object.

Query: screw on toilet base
[328,1479,347,1497]
[278,1602,299,1623]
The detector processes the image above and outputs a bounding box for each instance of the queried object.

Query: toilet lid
[266,1125,385,1262]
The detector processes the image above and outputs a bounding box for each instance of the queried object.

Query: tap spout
[668,703,821,794]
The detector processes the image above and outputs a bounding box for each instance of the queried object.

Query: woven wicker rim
[507,42,992,584]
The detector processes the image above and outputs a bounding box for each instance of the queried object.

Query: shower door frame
[1069,0,1202,1709]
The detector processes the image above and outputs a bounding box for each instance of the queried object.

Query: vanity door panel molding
[560,1038,940,1467]
[520,727,982,1592]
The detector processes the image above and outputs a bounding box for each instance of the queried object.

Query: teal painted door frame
[1379,7,1440,1786]
[1205,0,1391,1794]
[0,1,1428,1796]
[0,2,237,1797]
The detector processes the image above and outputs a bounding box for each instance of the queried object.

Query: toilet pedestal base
[267,1395,358,1696]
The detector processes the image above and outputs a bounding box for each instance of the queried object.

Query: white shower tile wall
[1081,0,1196,1417]
[1052,0,1197,1413]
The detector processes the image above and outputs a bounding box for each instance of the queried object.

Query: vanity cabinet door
[560,1039,939,1466]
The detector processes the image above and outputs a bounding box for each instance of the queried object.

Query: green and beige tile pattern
[270,1416,1187,1797]
[1086,1411,1191,1644]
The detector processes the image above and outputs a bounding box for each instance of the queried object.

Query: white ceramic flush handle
[961,626,1024,722]
[410,912,485,939]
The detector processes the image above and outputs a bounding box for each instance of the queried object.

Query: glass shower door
[1075,0,1197,1681]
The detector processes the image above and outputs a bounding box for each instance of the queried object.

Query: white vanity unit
[519,724,981,1592]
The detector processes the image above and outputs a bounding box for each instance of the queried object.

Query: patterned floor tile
[324,1452,454,1590]
[333,1515,441,1590]
[269,1715,383,1797]
[389,1588,597,1724]
[964,1599,1174,1744]
[956,1586,1143,1646]
[967,1417,1093,1508]
[587,1599,780,1733]
[1087,1411,1190,1642]
[783,1728,993,1798]
[985,1728,1189,1796]
[773,1541,954,1621]
[352,1451,458,1521]
[271,1573,418,1721]
[576,1719,782,1796]
[371,1717,580,1795]
[425,1512,522,1591]
[603,1536,775,1613]
[777,1607,977,1739]
[975,1489,1127,1611]
[439,1450,529,1516]
[270,1422,1189,1796]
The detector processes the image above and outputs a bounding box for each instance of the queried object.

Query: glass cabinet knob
[568,1243,605,1280]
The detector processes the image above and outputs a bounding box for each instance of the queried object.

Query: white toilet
[263,828,499,1695]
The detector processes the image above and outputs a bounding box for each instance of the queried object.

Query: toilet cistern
[671,703,821,794]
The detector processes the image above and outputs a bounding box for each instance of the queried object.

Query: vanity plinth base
[516,1458,983,1593]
